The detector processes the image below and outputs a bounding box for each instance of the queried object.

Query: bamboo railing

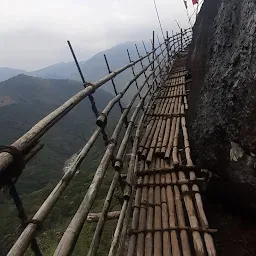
[1,28,194,256]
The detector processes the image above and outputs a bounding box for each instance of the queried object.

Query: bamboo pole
[172,85,183,165]
[164,77,180,159]
[144,173,154,256]
[114,89,159,172]
[166,172,181,256]
[145,88,170,162]
[155,87,173,156]
[126,166,143,256]
[182,74,188,110]
[160,85,177,155]
[121,101,153,256]
[172,116,181,166]
[108,95,155,256]
[136,175,148,256]
[172,172,192,256]
[160,172,172,256]
[137,89,164,158]
[178,171,205,256]
[87,211,120,223]
[189,171,216,256]
[154,160,162,255]
[124,90,161,198]
[87,172,120,255]
[180,104,194,167]
[141,97,164,160]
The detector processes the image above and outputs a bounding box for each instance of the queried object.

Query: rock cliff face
[188,0,256,211]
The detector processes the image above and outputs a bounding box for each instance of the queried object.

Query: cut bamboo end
[96,115,106,127]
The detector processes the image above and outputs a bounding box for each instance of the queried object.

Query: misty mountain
[0,41,154,102]
[0,67,25,82]
[27,41,152,98]
[28,41,151,80]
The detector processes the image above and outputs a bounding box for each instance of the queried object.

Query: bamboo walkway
[125,54,216,256]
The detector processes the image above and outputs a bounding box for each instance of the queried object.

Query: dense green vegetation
[0,75,123,255]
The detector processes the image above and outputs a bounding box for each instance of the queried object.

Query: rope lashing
[0,146,42,255]
[0,146,25,187]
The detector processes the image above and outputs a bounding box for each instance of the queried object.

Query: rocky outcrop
[188,0,256,211]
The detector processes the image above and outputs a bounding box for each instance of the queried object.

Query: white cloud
[0,0,195,70]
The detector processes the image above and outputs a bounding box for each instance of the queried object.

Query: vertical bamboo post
[136,175,148,255]
[127,162,144,256]
[189,172,216,256]
[181,29,183,51]
[145,173,154,256]
[152,31,155,92]
[180,104,194,167]
[154,171,163,256]
[166,31,170,62]
[126,49,141,99]
[172,172,191,256]
[160,173,172,256]
[166,171,181,256]
[178,171,205,256]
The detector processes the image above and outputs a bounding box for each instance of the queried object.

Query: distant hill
[27,41,152,99]
[0,67,25,82]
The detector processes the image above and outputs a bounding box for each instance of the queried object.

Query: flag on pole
[192,0,198,4]
[184,0,188,9]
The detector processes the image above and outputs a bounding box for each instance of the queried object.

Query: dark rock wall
[188,0,256,211]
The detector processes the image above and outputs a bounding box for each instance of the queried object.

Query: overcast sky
[1,0,198,71]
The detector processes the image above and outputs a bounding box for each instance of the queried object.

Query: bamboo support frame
[88,87,158,256]
[108,101,154,256]
[3,29,217,256]
[54,81,156,256]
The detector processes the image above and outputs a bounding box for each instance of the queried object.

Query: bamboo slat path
[123,53,217,256]
[1,28,216,256]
